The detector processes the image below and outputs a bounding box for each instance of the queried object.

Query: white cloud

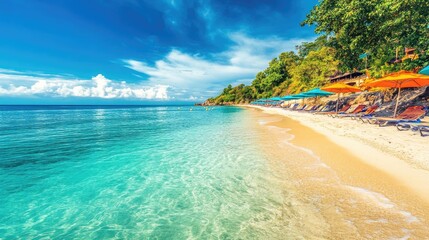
[124,33,315,99]
[0,70,169,100]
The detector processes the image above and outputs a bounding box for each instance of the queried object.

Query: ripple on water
[0,106,311,239]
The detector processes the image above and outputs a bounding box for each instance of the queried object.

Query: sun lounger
[397,123,429,137]
[296,104,313,112]
[420,125,429,136]
[297,104,320,112]
[350,105,379,120]
[315,104,351,115]
[333,104,366,118]
[396,122,421,131]
[293,104,307,111]
[287,103,298,110]
[312,104,336,114]
[368,106,426,127]
[309,104,326,113]
[307,104,322,112]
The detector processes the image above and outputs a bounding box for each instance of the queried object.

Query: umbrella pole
[394,87,401,117]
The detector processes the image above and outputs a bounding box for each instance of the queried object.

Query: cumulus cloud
[124,33,315,98]
[0,70,169,100]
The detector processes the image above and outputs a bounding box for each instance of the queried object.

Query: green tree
[303,0,429,72]
[290,47,339,93]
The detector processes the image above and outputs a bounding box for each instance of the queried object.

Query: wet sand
[244,106,429,239]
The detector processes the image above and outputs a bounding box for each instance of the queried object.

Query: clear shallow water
[0,106,288,239]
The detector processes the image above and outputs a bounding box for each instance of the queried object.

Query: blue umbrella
[280,95,302,101]
[420,65,429,76]
[270,97,283,101]
[293,93,314,99]
[301,88,333,97]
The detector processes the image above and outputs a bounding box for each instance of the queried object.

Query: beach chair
[289,103,299,110]
[333,104,366,118]
[309,104,325,113]
[397,123,429,137]
[327,104,357,117]
[368,106,426,127]
[296,104,312,112]
[315,104,351,116]
[420,125,429,137]
[293,104,307,111]
[396,122,421,131]
[283,103,294,109]
[350,105,379,120]
[306,104,322,112]
[313,104,336,114]
[298,104,318,112]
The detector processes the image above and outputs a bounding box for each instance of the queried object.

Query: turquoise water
[0,106,289,239]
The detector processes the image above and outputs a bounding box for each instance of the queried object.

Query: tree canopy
[302,0,429,71]
[206,0,429,105]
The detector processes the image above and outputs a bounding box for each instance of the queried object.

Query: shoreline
[243,105,429,238]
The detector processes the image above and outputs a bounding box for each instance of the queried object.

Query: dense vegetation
[207,0,429,105]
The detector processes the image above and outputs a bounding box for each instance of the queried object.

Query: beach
[245,105,429,238]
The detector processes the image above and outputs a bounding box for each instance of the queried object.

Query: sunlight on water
[0,106,292,239]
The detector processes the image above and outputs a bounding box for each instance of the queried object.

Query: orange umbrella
[321,82,362,93]
[366,70,429,116]
[321,82,362,112]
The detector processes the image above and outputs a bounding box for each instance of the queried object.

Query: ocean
[2,105,428,239]
[0,106,290,239]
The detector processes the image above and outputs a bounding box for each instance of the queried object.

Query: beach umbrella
[300,88,333,103]
[366,70,429,116]
[301,88,333,97]
[280,95,303,101]
[293,93,314,99]
[321,82,362,112]
[420,65,429,75]
[270,97,283,101]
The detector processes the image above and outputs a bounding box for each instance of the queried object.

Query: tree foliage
[302,0,429,71]
[207,39,338,104]
[207,0,429,105]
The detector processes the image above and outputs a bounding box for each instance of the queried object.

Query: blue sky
[0,0,318,104]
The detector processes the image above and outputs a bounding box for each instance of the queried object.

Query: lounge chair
[397,122,421,131]
[312,104,336,114]
[298,104,320,112]
[286,103,298,110]
[368,106,426,127]
[307,104,322,112]
[420,125,429,136]
[333,104,366,118]
[349,105,379,120]
[293,104,307,111]
[315,104,351,115]
[309,104,325,113]
[296,104,313,112]
[396,123,429,137]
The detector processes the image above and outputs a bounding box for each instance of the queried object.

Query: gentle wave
[0,106,294,239]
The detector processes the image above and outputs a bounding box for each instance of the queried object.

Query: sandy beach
[244,105,429,239]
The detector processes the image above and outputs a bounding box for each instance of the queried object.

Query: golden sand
[243,106,429,239]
